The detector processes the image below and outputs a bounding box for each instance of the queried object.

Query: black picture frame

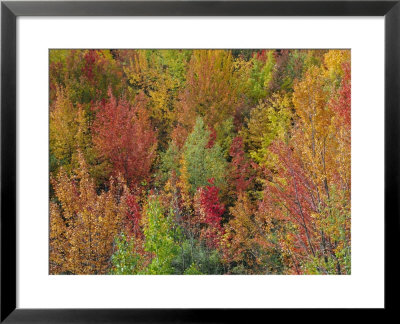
[1,0,398,322]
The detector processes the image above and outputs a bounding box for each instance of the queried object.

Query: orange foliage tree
[50,153,129,274]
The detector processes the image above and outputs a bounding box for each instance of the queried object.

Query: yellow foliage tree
[222,194,270,273]
[292,64,335,200]
[173,50,241,145]
[323,49,351,86]
[124,50,189,148]
[50,153,129,274]
[50,88,78,174]
[243,92,293,165]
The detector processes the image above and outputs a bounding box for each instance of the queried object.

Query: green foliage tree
[244,50,275,104]
[183,117,227,193]
[110,233,143,275]
[184,263,203,275]
[158,140,181,185]
[243,92,293,166]
[172,239,225,275]
[142,197,180,274]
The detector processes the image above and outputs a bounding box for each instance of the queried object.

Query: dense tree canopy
[50,49,351,275]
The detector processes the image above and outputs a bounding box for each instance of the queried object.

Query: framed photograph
[1,0,398,321]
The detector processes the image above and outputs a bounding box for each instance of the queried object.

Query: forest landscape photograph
[49,49,351,275]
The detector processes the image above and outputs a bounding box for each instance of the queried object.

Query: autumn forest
[49,49,351,275]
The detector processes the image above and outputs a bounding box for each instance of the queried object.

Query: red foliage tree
[92,89,157,188]
[259,141,319,273]
[206,126,217,149]
[82,50,98,81]
[229,136,254,195]
[194,179,225,248]
[260,138,350,274]
[269,50,290,92]
[125,193,143,238]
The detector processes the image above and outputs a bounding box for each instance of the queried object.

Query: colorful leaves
[50,153,128,274]
[92,89,157,188]
[49,49,351,275]
[194,179,225,249]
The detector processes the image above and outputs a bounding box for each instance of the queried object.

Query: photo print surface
[49,49,351,275]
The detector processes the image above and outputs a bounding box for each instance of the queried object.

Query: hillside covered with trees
[49,49,351,275]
